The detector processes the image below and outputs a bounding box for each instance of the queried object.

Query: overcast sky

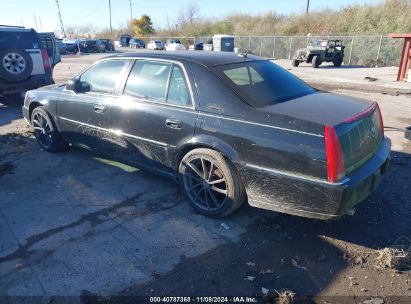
[2,0,380,33]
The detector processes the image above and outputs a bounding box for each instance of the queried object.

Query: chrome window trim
[68,57,322,138]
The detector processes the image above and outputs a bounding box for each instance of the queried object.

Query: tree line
[65,0,411,39]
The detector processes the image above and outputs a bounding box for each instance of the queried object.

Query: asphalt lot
[1,50,411,303]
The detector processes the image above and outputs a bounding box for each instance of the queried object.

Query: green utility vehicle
[292,39,345,68]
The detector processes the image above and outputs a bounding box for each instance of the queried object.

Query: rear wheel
[292,59,300,67]
[312,55,321,68]
[179,148,246,217]
[31,106,69,152]
[333,54,343,67]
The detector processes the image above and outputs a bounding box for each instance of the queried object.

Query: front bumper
[0,75,53,95]
[22,104,30,124]
[240,137,391,220]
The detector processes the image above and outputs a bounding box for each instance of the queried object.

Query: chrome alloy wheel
[182,157,228,211]
[32,111,53,148]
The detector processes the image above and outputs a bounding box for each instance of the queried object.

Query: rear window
[0,31,40,49]
[214,60,316,108]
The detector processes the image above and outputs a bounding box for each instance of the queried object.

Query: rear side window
[215,61,316,107]
[124,60,171,101]
[167,65,191,106]
[39,36,54,57]
[79,59,127,94]
[223,66,263,85]
[0,31,40,49]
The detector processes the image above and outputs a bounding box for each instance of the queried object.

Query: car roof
[106,51,264,68]
[0,26,32,32]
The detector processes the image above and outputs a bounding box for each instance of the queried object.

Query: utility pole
[109,0,113,34]
[55,0,66,37]
[38,17,43,32]
[306,0,310,14]
[129,0,133,22]
[34,14,38,31]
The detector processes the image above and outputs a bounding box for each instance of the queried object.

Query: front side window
[166,65,191,106]
[79,59,127,94]
[124,60,171,101]
[215,60,316,108]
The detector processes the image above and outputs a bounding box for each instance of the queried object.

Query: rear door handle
[94,105,105,113]
[165,119,183,129]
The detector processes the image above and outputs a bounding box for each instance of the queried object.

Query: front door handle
[165,119,183,129]
[94,105,105,113]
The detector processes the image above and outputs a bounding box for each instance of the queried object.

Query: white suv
[147,40,164,50]
[0,26,59,95]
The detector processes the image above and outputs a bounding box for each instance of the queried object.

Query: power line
[55,0,66,37]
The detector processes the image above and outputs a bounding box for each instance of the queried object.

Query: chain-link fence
[136,37,196,49]
[128,35,402,67]
[230,35,402,67]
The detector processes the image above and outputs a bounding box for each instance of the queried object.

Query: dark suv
[0,26,59,95]
[100,39,115,51]
[79,39,100,53]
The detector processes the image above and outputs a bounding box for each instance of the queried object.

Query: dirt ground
[0,51,410,303]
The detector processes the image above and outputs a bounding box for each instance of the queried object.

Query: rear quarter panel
[189,61,327,179]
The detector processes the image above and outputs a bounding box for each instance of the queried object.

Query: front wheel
[31,106,69,152]
[179,148,246,217]
[312,55,321,68]
[333,54,343,67]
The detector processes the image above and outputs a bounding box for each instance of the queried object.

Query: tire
[292,59,299,67]
[179,148,246,217]
[0,48,33,81]
[333,54,343,67]
[405,126,411,140]
[31,106,69,152]
[312,55,321,68]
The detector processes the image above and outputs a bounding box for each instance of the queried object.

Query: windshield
[214,60,316,108]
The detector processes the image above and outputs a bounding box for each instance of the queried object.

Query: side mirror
[66,79,90,93]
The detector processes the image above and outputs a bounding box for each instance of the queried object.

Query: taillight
[324,125,345,183]
[375,103,384,136]
[41,49,51,69]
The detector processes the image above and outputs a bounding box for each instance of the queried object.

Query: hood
[297,48,308,52]
[259,92,371,127]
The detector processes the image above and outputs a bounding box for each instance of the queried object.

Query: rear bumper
[240,137,391,220]
[0,75,53,95]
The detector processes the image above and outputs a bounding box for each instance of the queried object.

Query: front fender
[24,90,58,122]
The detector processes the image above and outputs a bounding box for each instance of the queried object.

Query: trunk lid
[261,92,371,127]
[260,92,384,177]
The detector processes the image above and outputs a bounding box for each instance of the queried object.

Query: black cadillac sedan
[22,52,390,219]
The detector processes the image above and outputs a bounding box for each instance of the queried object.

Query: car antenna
[238,49,250,58]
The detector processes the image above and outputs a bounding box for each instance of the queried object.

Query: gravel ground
[0,51,410,303]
